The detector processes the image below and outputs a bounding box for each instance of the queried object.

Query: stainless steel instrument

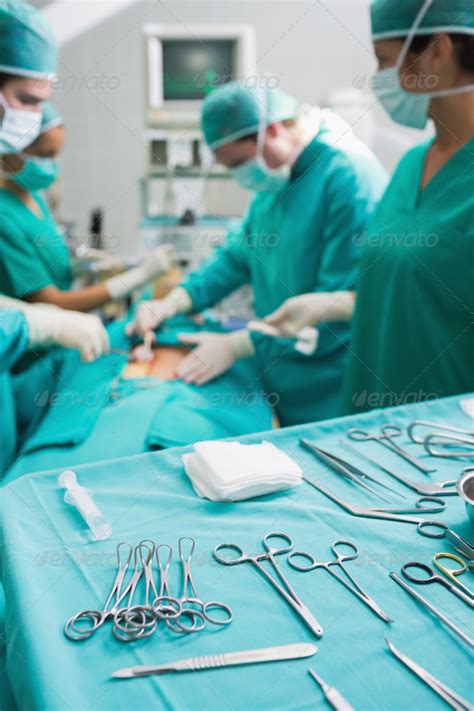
[309,668,356,711]
[339,441,457,497]
[390,573,474,648]
[347,425,435,474]
[112,642,318,678]
[301,439,401,501]
[385,638,473,711]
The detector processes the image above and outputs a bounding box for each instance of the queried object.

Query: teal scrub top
[343,137,474,414]
[0,310,28,475]
[182,111,388,426]
[0,188,72,299]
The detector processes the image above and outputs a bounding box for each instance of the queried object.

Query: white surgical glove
[71,246,124,276]
[126,287,192,337]
[264,291,356,337]
[23,303,110,362]
[177,330,255,385]
[106,244,176,300]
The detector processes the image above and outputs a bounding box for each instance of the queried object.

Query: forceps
[288,540,392,623]
[113,541,156,642]
[151,544,183,620]
[300,439,399,502]
[64,542,138,640]
[402,559,474,608]
[166,537,233,634]
[348,425,435,474]
[214,532,324,638]
[386,638,472,711]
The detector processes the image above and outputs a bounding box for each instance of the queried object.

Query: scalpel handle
[325,686,356,711]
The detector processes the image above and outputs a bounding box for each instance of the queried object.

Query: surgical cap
[371,0,474,40]
[40,102,63,134]
[0,1,58,79]
[201,81,299,150]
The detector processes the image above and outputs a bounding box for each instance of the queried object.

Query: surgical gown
[182,111,388,426]
[0,310,28,475]
[343,138,474,413]
[0,188,72,299]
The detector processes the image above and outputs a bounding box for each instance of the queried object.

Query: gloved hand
[177,330,255,385]
[71,246,124,276]
[24,303,110,362]
[106,244,176,300]
[126,287,192,337]
[264,291,356,337]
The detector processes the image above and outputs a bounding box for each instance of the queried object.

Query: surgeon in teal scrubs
[0,102,176,310]
[0,0,57,154]
[130,82,388,426]
[263,0,474,414]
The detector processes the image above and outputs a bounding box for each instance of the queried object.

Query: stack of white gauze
[182,440,303,501]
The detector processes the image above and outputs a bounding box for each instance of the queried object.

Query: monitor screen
[162,39,235,101]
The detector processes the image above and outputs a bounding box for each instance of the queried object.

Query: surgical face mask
[0,93,42,154]
[372,0,474,129]
[232,154,290,193]
[11,154,60,191]
[231,91,291,193]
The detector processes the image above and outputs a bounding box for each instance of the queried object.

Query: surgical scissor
[288,540,392,623]
[390,573,474,648]
[214,532,324,638]
[416,521,474,570]
[303,475,446,527]
[402,559,474,608]
[347,425,435,474]
[386,638,472,711]
[166,537,233,634]
[339,441,457,497]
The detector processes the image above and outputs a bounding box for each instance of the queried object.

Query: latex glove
[24,303,110,362]
[177,330,255,385]
[126,287,192,337]
[71,246,124,276]
[264,291,356,337]
[106,244,176,300]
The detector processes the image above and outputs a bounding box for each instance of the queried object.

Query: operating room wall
[52,0,383,256]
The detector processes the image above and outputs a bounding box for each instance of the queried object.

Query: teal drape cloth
[0,394,472,710]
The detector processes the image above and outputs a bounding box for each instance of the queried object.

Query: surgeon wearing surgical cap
[264,0,474,413]
[0,0,58,154]
[130,81,388,426]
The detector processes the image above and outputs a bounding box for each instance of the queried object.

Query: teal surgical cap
[201,81,299,150]
[40,102,63,134]
[371,0,474,40]
[0,1,58,79]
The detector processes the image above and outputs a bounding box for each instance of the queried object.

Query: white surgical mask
[372,0,474,129]
[0,93,42,154]
[232,88,291,193]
